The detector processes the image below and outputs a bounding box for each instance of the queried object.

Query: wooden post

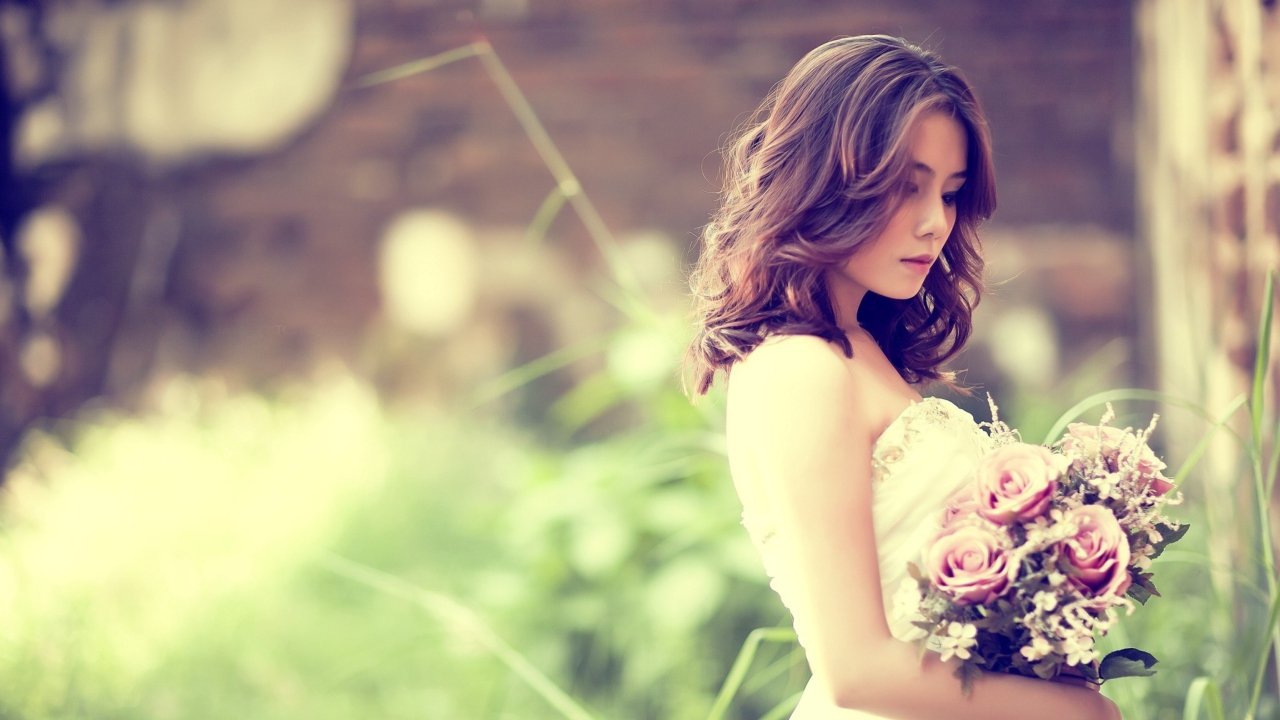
[1137,0,1280,698]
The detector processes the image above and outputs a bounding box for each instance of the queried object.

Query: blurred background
[0,0,1276,718]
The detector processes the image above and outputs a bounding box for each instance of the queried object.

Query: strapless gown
[738,396,995,720]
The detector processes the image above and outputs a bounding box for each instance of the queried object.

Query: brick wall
[0,0,1140,459]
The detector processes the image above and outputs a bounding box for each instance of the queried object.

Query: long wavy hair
[685,35,996,396]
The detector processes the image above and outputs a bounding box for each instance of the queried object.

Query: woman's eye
[904,183,920,196]
[942,193,958,207]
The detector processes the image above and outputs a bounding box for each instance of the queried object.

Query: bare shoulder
[728,334,866,431]
[731,334,853,390]
[727,333,914,447]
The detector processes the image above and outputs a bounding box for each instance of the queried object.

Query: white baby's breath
[1019,635,1053,661]
[889,577,930,642]
[1032,590,1058,613]
[938,621,978,662]
[1061,635,1097,666]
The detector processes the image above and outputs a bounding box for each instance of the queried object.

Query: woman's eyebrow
[912,161,967,180]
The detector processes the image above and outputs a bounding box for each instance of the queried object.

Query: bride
[685,36,1124,720]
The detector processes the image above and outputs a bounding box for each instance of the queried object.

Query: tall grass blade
[1248,270,1280,707]
[469,334,610,407]
[760,691,804,720]
[705,627,797,720]
[1183,676,1225,720]
[526,186,568,247]
[547,372,622,434]
[1246,581,1280,720]
[742,646,806,695]
[1041,389,1239,447]
[356,43,484,87]
[1156,550,1270,604]
[321,554,600,720]
[359,40,645,304]
[1172,394,1248,486]
[1267,413,1280,496]
[590,276,660,325]
[1250,270,1275,448]
[1260,271,1280,496]
[472,41,644,298]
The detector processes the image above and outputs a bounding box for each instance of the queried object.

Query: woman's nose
[917,194,949,239]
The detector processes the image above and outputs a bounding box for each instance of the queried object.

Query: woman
[686,36,1123,719]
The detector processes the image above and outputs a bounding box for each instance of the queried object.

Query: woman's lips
[901,258,932,274]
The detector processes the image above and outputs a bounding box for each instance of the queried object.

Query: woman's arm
[734,335,1119,720]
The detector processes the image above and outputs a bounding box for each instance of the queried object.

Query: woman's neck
[823,270,868,333]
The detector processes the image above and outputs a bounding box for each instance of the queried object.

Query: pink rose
[1145,474,1176,496]
[1127,446,1174,495]
[1061,424,1128,464]
[1063,423,1174,496]
[1056,505,1132,598]
[941,483,979,527]
[974,444,1061,524]
[926,525,1011,606]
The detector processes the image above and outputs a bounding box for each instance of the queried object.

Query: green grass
[0,373,795,720]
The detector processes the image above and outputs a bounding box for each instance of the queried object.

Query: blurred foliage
[0,333,806,719]
[2,302,1278,720]
[2,34,1278,720]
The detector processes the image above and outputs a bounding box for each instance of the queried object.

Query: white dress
[738,396,995,719]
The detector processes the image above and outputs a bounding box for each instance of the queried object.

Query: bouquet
[897,399,1189,694]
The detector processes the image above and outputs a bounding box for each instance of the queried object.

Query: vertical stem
[356,40,647,305]
[1250,452,1279,717]
[473,41,645,301]
[1234,0,1279,695]
[355,43,484,87]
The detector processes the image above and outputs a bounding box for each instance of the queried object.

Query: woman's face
[827,111,968,306]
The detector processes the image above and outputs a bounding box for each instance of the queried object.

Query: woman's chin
[873,284,925,301]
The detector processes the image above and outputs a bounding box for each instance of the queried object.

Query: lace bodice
[738,396,995,655]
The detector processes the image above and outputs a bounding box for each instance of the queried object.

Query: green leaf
[1126,581,1153,605]
[1099,648,1158,680]
[1184,676,1226,720]
[1032,660,1058,679]
[906,561,924,582]
[957,661,982,698]
[1133,571,1161,598]
[1149,522,1191,560]
[969,616,998,630]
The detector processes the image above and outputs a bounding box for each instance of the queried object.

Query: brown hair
[685,35,996,395]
